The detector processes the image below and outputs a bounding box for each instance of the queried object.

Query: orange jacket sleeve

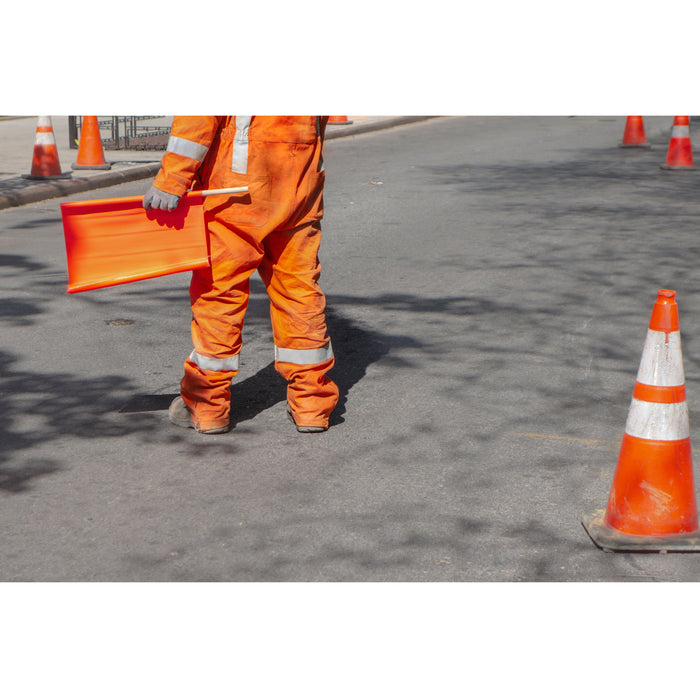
[153,116,224,196]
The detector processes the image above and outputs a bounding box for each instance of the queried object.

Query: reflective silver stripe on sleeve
[274,342,333,365]
[189,350,239,371]
[231,116,251,173]
[166,135,209,162]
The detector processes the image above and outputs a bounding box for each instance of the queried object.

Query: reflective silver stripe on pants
[274,342,333,365]
[189,350,239,371]
[166,135,209,162]
[231,116,251,173]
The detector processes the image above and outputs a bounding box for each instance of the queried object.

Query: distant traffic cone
[661,116,696,170]
[619,116,650,148]
[583,290,700,552]
[22,116,71,180]
[72,116,111,170]
[328,116,354,125]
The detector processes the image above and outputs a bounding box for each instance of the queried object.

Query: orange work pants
[180,216,338,432]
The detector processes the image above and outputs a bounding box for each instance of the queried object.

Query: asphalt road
[4,116,700,584]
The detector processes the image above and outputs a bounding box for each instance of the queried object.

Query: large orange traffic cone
[661,116,696,170]
[583,290,700,552]
[619,116,650,148]
[328,116,354,125]
[22,116,71,180]
[72,116,111,170]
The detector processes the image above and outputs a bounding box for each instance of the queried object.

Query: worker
[143,116,339,435]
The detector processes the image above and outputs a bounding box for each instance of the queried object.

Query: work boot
[286,405,327,433]
[283,365,338,433]
[168,396,230,434]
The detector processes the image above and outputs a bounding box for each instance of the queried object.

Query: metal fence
[68,116,171,150]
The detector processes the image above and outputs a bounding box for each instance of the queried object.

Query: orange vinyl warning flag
[61,188,246,294]
[62,193,208,294]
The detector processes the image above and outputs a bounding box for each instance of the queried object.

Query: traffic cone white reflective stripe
[35,116,56,144]
[624,398,689,440]
[672,122,690,138]
[635,328,685,387]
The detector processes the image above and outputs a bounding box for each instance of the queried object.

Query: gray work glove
[143,185,181,212]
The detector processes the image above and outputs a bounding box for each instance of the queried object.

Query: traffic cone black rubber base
[660,164,698,171]
[72,162,111,170]
[21,172,72,180]
[582,509,700,553]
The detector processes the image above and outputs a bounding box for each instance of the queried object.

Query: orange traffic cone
[72,116,111,170]
[661,116,696,170]
[619,116,650,148]
[328,116,354,125]
[22,116,71,180]
[583,290,700,552]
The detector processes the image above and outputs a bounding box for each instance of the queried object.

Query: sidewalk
[0,116,435,210]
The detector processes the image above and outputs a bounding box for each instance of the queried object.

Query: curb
[325,115,438,140]
[0,163,161,211]
[0,117,439,211]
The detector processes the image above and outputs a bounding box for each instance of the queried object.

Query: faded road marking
[510,432,619,446]
[510,432,700,455]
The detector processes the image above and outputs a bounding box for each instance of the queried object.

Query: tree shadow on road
[0,252,421,493]
[0,345,175,493]
[224,301,416,428]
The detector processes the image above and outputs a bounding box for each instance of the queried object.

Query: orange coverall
[152,116,338,432]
